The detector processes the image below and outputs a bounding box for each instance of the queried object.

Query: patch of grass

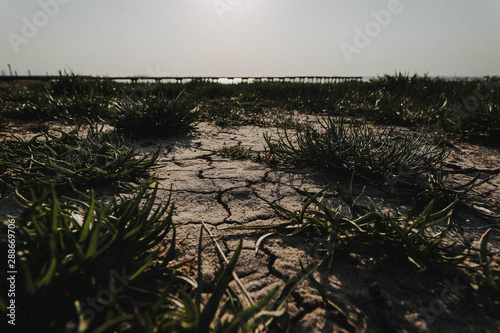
[216,144,255,160]
[119,82,188,103]
[233,180,467,271]
[442,79,500,143]
[264,117,447,185]
[2,89,112,122]
[0,81,47,105]
[368,91,443,126]
[0,180,176,332]
[0,123,159,192]
[114,90,199,137]
[472,227,500,299]
[264,117,481,212]
[363,75,500,141]
[51,93,113,120]
[1,74,118,122]
[0,109,5,133]
[201,99,246,126]
[49,71,120,98]
[200,98,274,127]
[410,165,481,212]
[186,79,238,100]
[1,88,56,121]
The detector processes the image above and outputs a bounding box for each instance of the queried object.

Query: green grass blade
[199,239,243,331]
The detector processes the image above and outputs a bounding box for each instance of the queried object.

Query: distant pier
[0,74,363,84]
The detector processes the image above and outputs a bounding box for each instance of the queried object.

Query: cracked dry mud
[131,122,500,333]
[3,121,499,332]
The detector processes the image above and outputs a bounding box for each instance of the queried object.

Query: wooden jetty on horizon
[0,74,363,84]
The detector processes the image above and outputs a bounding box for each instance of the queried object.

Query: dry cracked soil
[136,122,500,333]
[3,121,500,332]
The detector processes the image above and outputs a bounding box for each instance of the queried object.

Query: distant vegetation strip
[1,72,498,143]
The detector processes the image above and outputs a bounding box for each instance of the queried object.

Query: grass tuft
[216,144,255,160]
[264,117,447,185]
[0,123,159,192]
[472,227,500,299]
[0,180,177,332]
[114,90,199,138]
[230,180,468,271]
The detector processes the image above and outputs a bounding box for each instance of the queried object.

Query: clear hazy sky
[1,0,499,77]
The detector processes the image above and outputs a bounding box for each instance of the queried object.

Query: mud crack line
[216,190,232,222]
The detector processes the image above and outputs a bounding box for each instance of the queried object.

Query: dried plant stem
[201,221,256,308]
